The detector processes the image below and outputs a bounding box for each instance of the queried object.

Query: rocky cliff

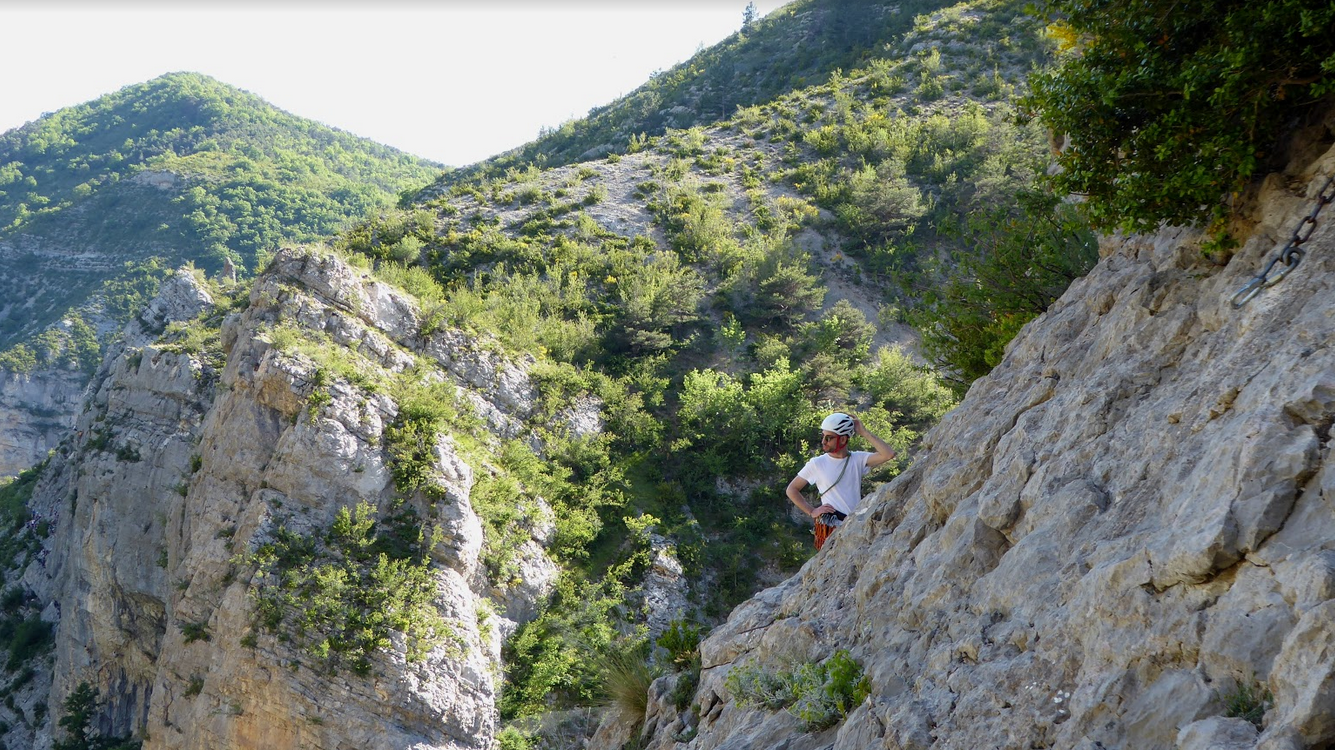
[4,246,569,750]
[6,115,1333,750]
[627,145,1335,749]
[0,368,84,477]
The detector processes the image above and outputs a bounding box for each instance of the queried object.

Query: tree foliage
[904,194,1098,391]
[248,501,449,675]
[1024,0,1335,235]
[54,682,140,750]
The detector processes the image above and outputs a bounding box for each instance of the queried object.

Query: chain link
[1232,176,1335,309]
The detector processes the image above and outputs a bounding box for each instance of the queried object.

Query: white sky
[0,1,791,167]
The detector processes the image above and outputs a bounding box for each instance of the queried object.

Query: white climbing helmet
[820,412,855,437]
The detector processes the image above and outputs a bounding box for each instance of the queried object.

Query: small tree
[743,1,758,29]
[1024,0,1335,238]
[735,247,825,330]
[55,682,100,750]
[54,683,140,750]
[904,194,1097,393]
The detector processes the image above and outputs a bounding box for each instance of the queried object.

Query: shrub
[726,658,798,710]
[670,655,702,712]
[656,620,702,669]
[725,649,869,731]
[903,194,1097,392]
[248,501,449,676]
[388,235,424,264]
[495,727,533,750]
[4,615,54,670]
[1024,0,1335,237]
[854,345,958,431]
[839,159,927,244]
[180,622,211,644]
[606,252,706,355]
[734,247,825,330]
[601,645,659,726]
[500,575,630,718]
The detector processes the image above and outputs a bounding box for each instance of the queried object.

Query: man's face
[821,431,846,453]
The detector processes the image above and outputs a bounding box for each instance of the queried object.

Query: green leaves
[725,649,870,731]
[903,194,1097,392]
[248,501,448,676]
[1025,0,1335,234]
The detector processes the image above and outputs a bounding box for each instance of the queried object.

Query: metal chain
[1232,176,1335,308]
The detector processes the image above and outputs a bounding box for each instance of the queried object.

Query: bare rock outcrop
[11,247,559,750]
[0,367,85,476]
[648,151,1335,749]
[0,266,216,478]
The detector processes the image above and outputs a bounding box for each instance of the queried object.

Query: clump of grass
[1219,679,1272,729]
[601,646,659,727]
[181,622,211,643]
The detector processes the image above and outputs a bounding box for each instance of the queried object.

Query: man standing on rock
[785,412,896,550]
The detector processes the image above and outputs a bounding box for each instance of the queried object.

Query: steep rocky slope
[4,246,568,749]
[626,142,1335,749]
[0,370,84,477]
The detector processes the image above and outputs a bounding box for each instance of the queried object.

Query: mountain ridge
[0,71,441,475]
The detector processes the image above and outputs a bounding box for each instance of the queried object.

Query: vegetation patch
[600,644,660,728]
[1219,678,1273,730]
[658,620,704,712]
[500,570,645,719]
[248,501,451,676]
[53,682,141,750]
[0,461,45,572]
[725,649,870,731]
[1024,0,1335,239]
[901,195,1097,392]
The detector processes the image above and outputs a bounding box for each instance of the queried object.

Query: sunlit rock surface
[632,150,1335,750]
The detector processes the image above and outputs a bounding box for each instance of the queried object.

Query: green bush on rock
[725,649,870,731]
[1024,0,1335,238]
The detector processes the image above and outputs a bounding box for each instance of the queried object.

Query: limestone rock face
[0,367,85,476]
[649,153,1335,749]
[15,247,559,750]
[0,267,216,478]
[122,267,216,348]
[642,532,690,639]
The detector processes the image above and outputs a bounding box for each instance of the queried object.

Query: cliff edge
[5,247,564,750]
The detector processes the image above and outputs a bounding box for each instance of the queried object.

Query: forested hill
[426,0,961,185]
[0,72,439,355]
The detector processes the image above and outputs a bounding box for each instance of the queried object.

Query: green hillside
[425,0,962,185]
[334,0,1093,729]
[0,72,439,357]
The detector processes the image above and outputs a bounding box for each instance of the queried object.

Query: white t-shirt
[797,451,871,516]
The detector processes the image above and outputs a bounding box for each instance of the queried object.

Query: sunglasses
[821,433,840,443]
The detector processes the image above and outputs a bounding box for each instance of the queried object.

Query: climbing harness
[813,457,851,550]
[1232,176,1335,308]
